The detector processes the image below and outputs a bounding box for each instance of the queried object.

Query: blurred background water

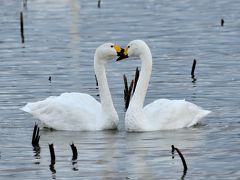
[0,0,240,179]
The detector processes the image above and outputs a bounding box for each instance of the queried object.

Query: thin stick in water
[48,76,52,82]
[123,74,134,110]
[49,144,56,174]
[221,18,224,26]
[171,145,188,172]
[49,144,56,163]
[20,12,25,43]
[98,0,101,8]
[123,67,140,110]
[133,67,139,94]
[32,123,40,147]
[123,74,129,105]
[191,59,197,78]
[23,0,27,8]
[70,143,78,160]
[127,79,134,107]
[95,74,98,87]
[123,74,128,94]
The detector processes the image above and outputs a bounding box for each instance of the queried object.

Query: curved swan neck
[129,45,152,110]
[94,55,115,113]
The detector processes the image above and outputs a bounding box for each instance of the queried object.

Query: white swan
[118,40,211,132]
[21,43,123,131]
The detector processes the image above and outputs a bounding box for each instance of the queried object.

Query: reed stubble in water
[49,144,56,173]
[20,12,25,43]
[32,123,40,147]
[123,74,134,110]
[123,67,139,110]
[191,59,196,77]
[98,0,101,8]
[23,0,27,9]
[48,76,51,83]
[171,145,188,172]
[70,143,78,160]
[221,18,224,26]
[191,59,197,82]
[95,74,98,87]
[49,144,56,163]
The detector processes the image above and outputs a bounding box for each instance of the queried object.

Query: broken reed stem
[123,67,140,110]
[23,0,27,8]
[49,144,56,163]
[123,75,128,98]
[49,143,56,174]
[171,145,188,172]
[191,59,197,78]
[127,80,134,108]
[32,123,40,147]
[123,76,128,109]
[70,143,78,160]
[221,18,224,26]
[95,74,98,87]
[133,67,139,94]
[98,0,101,8]
[123,74,128,92]
[20,12,25,43]
[123,74,133,110]
[48,76,52,82]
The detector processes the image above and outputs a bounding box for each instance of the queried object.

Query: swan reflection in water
[36,126,204,179]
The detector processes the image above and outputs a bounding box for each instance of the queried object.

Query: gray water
[0,0,240,179]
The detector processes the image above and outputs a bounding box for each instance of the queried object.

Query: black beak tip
[116,54,128,61]
[116,55,128,61]
[116,48,128,61]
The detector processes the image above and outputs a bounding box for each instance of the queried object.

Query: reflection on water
[33,146,41,162]
[49,162,56,176]
[0,0,240,179]
[69,0,80,61]
[71,160,78,172]
[48,144,56,176]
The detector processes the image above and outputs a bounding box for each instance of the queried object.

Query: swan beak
[116,46,128,61]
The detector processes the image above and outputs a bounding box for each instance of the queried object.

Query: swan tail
[20,103,33,113]
[188,109,211,127]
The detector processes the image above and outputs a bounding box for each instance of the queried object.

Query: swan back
[21,93,103,131]
[143,99,211,131]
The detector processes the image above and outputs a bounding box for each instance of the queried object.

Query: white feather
[125,40,211,132]
[21,43,119,131]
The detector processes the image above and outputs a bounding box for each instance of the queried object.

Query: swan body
[122,40,211,132]
[21,43,122,131]
[22,93,107,131]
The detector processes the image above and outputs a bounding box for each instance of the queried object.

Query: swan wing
[21,92,102,131]
[143,99,211,130]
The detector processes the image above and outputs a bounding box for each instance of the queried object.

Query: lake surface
[0,0,240,179]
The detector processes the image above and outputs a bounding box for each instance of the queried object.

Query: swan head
[116,40,150,61]
[95,43,125,63]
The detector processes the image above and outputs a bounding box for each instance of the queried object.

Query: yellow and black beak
[114,45,128,61]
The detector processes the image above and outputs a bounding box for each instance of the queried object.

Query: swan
[21,43,124,131]
[118,40,211,132]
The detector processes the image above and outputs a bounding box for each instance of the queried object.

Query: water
[0,0,240,179]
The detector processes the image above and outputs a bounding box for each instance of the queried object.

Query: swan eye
[111,45,114,48]
[128,46,130,48]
